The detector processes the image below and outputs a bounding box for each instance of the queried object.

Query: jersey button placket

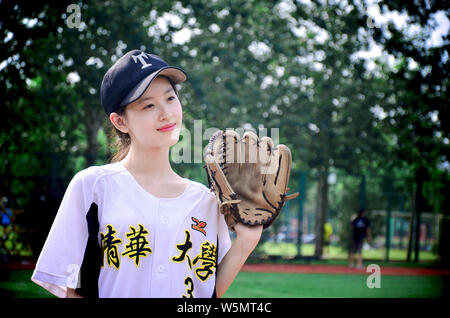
[158,205,168,274]
[150,200,163,297]
[152,200,169,296]
[161,216,169,226]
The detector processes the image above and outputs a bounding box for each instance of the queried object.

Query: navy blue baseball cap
[100,49,187,116]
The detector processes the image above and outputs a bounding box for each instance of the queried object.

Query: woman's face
[114,76,183,150]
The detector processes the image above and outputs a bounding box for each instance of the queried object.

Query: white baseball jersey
[31,160,232,298]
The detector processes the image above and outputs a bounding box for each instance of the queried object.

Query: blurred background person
[349,208,372,269]
[323,222,333,258]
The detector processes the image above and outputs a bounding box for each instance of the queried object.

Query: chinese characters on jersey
[171,228,217,297]
[101,224,122,269]
[122,224,152,267]
[101,223,152,269]
[100,221,217,298]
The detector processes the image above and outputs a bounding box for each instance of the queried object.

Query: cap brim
[119,66,187,108]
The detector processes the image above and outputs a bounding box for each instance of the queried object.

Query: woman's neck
[121,145,178,181]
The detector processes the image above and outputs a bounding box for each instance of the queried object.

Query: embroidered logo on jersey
[192,241,217,282]
[172,230,193,270]
[122,224,152,267]
[191,217,207,236]
[101,224,122,270]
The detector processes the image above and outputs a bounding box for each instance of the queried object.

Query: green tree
[371,1,449,263]
[286,0,388,258]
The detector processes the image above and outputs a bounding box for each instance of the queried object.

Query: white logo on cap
[132,52,153,69]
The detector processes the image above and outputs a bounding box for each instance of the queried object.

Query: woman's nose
[158,103,172,121]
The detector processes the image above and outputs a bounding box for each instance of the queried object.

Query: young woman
[31,50,262,298]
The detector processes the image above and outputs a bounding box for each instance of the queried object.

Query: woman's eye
[145,104,154,109]
[168,96,176,101]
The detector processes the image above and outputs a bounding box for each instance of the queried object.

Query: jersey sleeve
[30,168,97,298]
[217,206,232,265]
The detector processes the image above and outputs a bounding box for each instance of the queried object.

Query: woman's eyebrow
[140,87,173,102]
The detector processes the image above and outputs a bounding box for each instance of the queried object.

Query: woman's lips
[157,123,176,132]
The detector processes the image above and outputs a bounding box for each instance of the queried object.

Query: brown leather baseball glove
[203,129,299,231]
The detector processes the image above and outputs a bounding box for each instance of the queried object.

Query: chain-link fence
[0,153,443,263]
[257,171,441,262]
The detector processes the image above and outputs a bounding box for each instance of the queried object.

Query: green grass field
[223,272,445,298]
[0,269,446,298]
[0,270,56,298]
[260,243,439,261]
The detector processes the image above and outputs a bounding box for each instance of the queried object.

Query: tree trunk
[314,168,329,259]
[103,119,113,163]
[407,187,416,262]
[438,217,450,268]
[84,107,102,167]
[414,167,426,263]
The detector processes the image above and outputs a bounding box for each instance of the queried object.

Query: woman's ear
[110,112,129,134]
